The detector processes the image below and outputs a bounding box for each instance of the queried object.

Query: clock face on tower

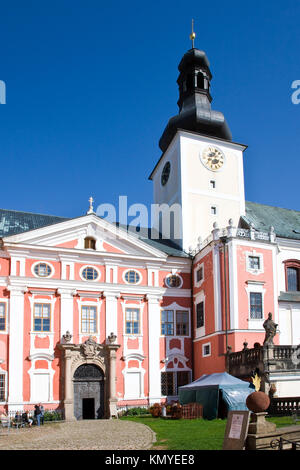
[201,146,225,171]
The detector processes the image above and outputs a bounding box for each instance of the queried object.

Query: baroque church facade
[0,45,300,419]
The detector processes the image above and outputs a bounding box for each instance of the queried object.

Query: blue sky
[0,0,299,221]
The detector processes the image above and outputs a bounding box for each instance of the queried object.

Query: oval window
[165,274,182,288]
[34,263,52,278]
[82,267,99,281]
[124,270,140,284]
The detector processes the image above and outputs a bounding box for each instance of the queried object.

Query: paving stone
[0,420,156,450]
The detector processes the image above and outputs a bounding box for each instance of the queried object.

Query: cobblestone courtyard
[0,420,156,450]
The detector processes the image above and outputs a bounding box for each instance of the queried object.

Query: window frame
[125,307,140,335]
[161,370,191,396]
[123,269,142,285]
[33,302,51,332]
[284,260,300,292]
[0,373,6,402]
[196,301,204,329]
[249,292,263,320]
[160,308,190,337]
[165,274,183,289]
[80,265,100,282]
[84,237,96,250]
[175,310,189,336]
[32,261,54,279]
[0,302,6,331]
[161,310,174,336]
[81,305,97,334]
[202,342,211,357]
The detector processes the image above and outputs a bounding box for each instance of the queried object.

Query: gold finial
[189,19,196,48]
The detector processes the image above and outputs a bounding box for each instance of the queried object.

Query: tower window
[210,180,216,189]
[196,302,204,328]
[84,237,96,250]
[211,206,217,215]
[197,72,205,89]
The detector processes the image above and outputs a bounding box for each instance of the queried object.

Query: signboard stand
[222,410,251,450]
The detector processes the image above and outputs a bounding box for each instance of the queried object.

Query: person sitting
[0,410,10,428]
[22,411,33,427]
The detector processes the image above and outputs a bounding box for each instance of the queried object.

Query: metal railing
[271,437,300,450]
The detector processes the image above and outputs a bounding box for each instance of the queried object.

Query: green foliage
[123,407,150,416]
[43,411,63,422]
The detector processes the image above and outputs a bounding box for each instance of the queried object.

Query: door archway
[73,363,104,420]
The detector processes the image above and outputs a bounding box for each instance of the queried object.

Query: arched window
[197,72,205,89]
[84,237,96,250]
[284,260,300,292]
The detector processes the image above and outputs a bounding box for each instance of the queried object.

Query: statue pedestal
[248,412,276,434]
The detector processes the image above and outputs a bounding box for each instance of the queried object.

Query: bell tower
[149,28,247,252]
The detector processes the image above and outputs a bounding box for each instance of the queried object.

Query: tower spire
[189,19,196,49]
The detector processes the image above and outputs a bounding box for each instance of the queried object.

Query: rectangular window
[161,371,190,396]
[0,303,6,331]
[211,206,217,215]
[203,343,211,357]
[161,310,174,336]
[249,256,260,270]
[196,302,204,328]
[210,180,216,189]
[161,372,175,396]
[81,306,97,333]
[176,310,189,336]
[0,374,5,401]
[125,308,140,335]
[196,267,203,283]
[287,267,299,292]
[250,293,263,319]
[33,303,51,332]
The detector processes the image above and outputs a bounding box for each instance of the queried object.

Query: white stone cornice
[103,291,120,299]
[146,294,163,303]
[77,291,102,299]
[29,289,57,296]
[57,288,77,297]
[7,285,27,295]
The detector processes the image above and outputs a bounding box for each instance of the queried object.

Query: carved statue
[82,336,99,358]
[62,330,72,343]
[108,332,117,344]
[263,312,278,346]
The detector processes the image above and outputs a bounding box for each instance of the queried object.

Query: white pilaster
[103,291,120,342]
[7,285,27,411]
[147,294,162,404]
[58,289,77,340]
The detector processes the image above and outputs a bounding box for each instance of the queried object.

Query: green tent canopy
[178,372,255,420]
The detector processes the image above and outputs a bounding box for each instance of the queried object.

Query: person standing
[39,404,45,425]
[34,404,41,426]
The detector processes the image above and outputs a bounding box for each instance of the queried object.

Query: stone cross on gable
[87,196,95,215]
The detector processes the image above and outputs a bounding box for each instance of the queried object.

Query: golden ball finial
[190,32,196,40]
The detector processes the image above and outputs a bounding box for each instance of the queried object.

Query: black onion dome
[159,48,232,153]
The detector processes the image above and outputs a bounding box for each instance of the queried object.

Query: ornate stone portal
[58,336,120,420]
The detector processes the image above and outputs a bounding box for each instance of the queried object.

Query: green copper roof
[0,208,69,238]
[244,201,300,241]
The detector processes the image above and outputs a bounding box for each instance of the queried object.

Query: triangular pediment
[2,214,168,259]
